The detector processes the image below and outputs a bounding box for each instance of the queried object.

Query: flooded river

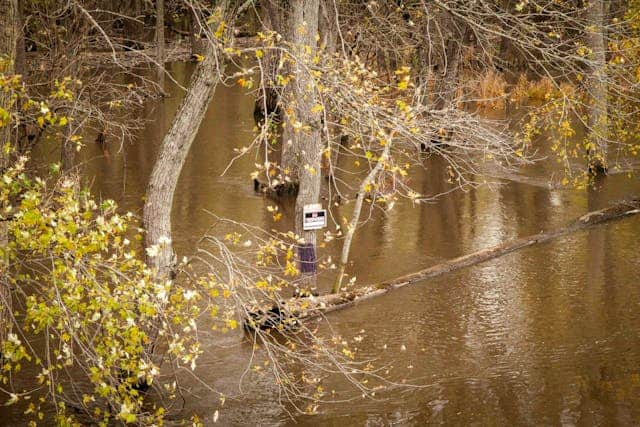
[13,62,640,425]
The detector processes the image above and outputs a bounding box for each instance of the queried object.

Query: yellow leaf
[0,107,9,127]
[215,22,226,39]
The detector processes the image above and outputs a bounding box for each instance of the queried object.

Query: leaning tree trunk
[0,0,18,349]
[285,0,322,280]
[333,140,391,293]
[142,3,234,363]
[143,42,224,279]
[586,0,608,176]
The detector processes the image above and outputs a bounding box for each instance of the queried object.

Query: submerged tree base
[253,178,299,197]
[244,304,299,332]
[589,159,608,177]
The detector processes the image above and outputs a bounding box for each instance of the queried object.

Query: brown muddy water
[8,62,640,425]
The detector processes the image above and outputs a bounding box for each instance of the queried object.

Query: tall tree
[254,0,286,121]
[14,0,25,78]
[431,11,467,111]
[319,0,338,57]
[144,3,230,279]
[586,0,608,175]
[0,0,18,351]
[285,0,322,278]
[157,0,166,91]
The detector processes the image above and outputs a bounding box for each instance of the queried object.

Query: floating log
[245,198,640,329]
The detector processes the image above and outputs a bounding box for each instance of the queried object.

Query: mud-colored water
[9,62,640,425]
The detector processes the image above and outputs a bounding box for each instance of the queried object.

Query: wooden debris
[245,198,640,328]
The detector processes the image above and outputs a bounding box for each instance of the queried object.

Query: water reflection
[17,62,640,425]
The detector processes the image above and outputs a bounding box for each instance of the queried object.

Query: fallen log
[245,198,640,330]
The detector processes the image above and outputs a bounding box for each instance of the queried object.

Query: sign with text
[303,204,327,231]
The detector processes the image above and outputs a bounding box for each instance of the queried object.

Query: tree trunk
[156,0,166,92]
[143,42,224,279]
[61,137,77,172]
[253,0,285,122]
[333,141,391,293]
[188,8,200,57]
[0,215,9,351]
[319,0,338,56]
[142,3,234,362]
[14,0,25,78]
[284,0,322,280]
[586,0,608,176]
[496,0,526,73]
[60,14,80,174]
[432,11,466,111]
[318,0,340,178]
[0,0,18,349]
[123,0,143,49]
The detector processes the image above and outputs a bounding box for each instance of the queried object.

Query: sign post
[299,204,326,275]
[302,203,327,231]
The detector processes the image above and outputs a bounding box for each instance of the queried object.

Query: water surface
[12,62,640,425]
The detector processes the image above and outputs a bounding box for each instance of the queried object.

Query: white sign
[303,204,327,231]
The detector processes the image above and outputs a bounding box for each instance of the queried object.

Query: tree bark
[333,141,391,293]
[415,8,468,148]
[248,198,640,327]
[143,43,224,278]
[284,0,322,280]
[319,0,338,56]
[254,0,286,122]
[431,11,466,111]
[0,0,18,349]
[586,0,608,176]
[156,0,166,91]
[60,6,80,174]
[61,137,77,172]
[188,8,200,57]
[14,0,25,78]
[318,0,340,178]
